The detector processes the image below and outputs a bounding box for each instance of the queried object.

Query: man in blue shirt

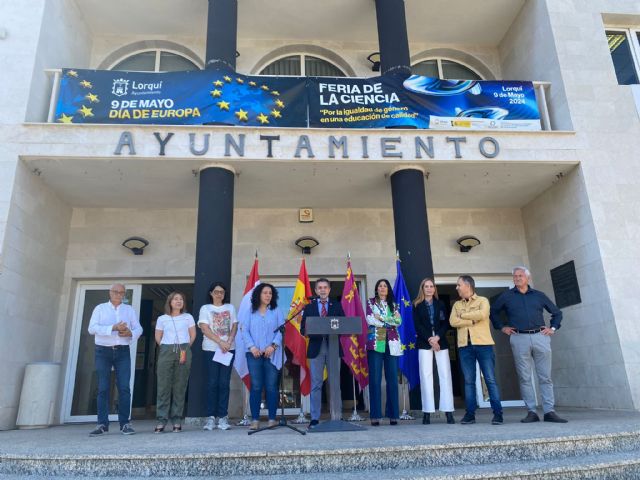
[490,267,568,423]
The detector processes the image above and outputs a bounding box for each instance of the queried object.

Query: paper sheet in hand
[213,349,233,366]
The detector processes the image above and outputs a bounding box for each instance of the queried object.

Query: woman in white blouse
[154,291,196,433]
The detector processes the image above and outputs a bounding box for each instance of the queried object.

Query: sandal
[154,424,165,433]
[172,424,182,433]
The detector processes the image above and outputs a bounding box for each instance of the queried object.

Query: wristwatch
[271,343,278,350]
[551,327,556,332]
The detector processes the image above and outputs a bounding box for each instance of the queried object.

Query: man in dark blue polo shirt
[490,266,568,424]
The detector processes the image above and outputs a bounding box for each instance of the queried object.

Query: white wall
[0,0,45,124]
[499,0,573,131]
[25,0,93,122]
[0,161,72,430]
[522,167,633,409]
[545,0,640,409]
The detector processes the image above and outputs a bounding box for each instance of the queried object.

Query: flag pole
[400,374,414,420]
[347,376,364,421]
[236,385,251,426]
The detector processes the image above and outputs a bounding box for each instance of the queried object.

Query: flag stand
[236,386,251,426]
[347,376,364,421]
[400,375,414,420]
[293,406,308,424]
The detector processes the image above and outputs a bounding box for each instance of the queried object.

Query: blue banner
[393,259,420,390]
[55,68,541,131]
[55,68,307,126]
[307,74,541,131]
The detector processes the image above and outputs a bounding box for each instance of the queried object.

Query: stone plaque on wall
[550,261,581,308]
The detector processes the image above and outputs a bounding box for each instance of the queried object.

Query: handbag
[388,338,403,357]
[171,316,187,365]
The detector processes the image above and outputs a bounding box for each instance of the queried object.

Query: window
[260,55,346,77]
[606,29,640,85]
[412,59,482,80]
[111,50,200,72]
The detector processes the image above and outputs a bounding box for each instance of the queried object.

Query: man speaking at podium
[301,278,345,429]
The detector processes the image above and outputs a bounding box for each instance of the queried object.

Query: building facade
[1,0,640,430]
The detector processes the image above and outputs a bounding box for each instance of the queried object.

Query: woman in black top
[413,277,455,425]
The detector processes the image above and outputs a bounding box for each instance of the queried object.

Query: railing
[533,81,552,131]
[45,69,554,131]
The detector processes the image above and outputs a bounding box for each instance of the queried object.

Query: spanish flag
[284,259,313,396]
[234,254,260,389]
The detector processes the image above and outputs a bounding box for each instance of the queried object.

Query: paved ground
[1,408,638,457]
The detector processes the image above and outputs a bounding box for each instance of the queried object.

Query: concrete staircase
[1,429,639,478]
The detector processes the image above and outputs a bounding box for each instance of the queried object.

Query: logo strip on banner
[55,68,541,131]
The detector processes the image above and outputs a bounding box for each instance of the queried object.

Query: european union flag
[393,259,420,389]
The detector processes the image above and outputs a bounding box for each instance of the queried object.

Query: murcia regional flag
[340,259,369,390]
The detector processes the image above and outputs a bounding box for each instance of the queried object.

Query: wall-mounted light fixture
[122,236,149,255]
[367,52,381,72]
[456,235,481,253]
[295,236,319,255]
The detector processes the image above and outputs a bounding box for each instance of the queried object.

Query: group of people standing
[87,265,566,436]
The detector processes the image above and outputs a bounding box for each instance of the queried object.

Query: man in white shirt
[87,283,143,436]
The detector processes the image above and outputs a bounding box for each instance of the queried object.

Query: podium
[305,316,366,432]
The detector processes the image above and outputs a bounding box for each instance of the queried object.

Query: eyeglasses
[212,290,225,295]
[110,290,126,295]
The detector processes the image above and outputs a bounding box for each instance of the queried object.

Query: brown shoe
[249,421,259,430]
[267,419,277,427]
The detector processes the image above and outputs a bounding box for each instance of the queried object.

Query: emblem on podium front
[330,318,340,330]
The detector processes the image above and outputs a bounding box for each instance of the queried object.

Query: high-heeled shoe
[422,413,430,425]
[446,412,455,424]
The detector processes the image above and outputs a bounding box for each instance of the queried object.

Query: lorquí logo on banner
[307,74,541,131]
[55,68,307,126]
[55,68,541,131]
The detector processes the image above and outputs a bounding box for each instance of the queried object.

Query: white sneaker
[217,416,230,430]
[203,416,216,431]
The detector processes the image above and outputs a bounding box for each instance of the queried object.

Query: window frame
[411,57,483,80]
[258,53,348,77]
[107,48,201,72]
[605,27,640,85]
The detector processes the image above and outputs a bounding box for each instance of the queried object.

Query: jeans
[203,349,235,418]
[459,344,502,415]
[95,345,131,429]
[367,347,399,420]
[156,344,192,424]
[246,353,279,421]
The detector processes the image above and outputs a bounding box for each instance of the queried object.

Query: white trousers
[418,348,454,413]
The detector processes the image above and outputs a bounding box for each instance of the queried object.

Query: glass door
[62,283,141,423]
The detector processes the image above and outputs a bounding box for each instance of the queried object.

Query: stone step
[1,430,639,477]
[1,449,639,479]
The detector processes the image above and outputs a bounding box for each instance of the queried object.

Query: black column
[390,168,433,299]
[187,166,235,417]
[205,0,238,70]
[374,0,411,76]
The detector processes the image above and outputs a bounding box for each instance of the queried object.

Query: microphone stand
[248,305,307,436]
